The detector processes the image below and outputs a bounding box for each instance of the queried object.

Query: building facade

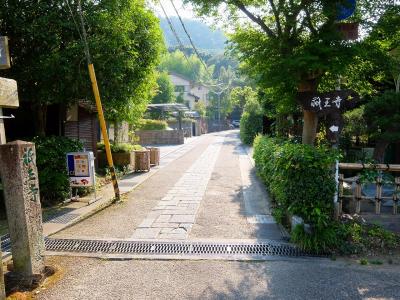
[168,72,210,110]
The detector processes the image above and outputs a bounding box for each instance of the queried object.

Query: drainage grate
[45,238,312,259]
[43,213,80,224]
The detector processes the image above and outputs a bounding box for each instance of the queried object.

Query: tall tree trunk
[298,79,319,145]
[302,110,318,145]
[34,104,47,137]
[373,140,389,163]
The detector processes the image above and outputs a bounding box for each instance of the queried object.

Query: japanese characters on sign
[22,146,39,202]
[0,77,19,108]
[310,95,343,111]
[67,152,95,187]
[297,89,359,143]
[297,90,358,117]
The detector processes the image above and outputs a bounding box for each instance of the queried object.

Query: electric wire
[168,0,213,79]
[157,0,192,65]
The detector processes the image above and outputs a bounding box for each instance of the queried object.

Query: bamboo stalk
[375,176,382,215]
[394,177,400,215]
[339,163,400,172]
[338,174,344,215]
[355,179,362,214]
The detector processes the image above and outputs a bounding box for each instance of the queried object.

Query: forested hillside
[159,16,226,52]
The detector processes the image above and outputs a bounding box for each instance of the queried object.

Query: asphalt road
[37,131,400,299]
[38,256,400,300]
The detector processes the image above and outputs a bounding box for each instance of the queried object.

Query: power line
[168,0,212,78]
[157,0,192,65]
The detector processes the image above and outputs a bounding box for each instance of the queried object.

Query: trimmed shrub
[240,99,263,145]
[97,142,142,153]
[33,136,83,206]
[253,135,340,252]
[139,119,168,130]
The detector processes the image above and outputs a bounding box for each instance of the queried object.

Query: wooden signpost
[0,36,19,145]
[0,35,17,298]
[297,89,359,143]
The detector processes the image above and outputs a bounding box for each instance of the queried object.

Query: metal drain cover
[45,238,312,259]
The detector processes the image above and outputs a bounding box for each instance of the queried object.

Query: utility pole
[77,1,120,201]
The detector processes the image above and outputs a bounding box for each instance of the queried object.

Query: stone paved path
[132,135,224,239]
[52,130,282,241]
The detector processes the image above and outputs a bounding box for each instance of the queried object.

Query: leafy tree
[188,0,395,144]
[365,91,400,162]
[342,106,367,146]
[230,86,257,113]
[0,0,164,135]
[240,95,263,144]
[194,102,206,117]
[159,49,214,82]
[152,72,176,104]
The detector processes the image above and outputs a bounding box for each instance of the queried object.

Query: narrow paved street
[39,131,400,300]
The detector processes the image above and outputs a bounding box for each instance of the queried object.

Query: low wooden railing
[338,163,400,215]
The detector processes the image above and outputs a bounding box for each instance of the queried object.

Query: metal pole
[77,1,120,201]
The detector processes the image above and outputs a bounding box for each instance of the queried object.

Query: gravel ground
[37,256,400,300]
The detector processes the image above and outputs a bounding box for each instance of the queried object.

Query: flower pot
[97,151,135,170]
[134,149,150,172]
[148,147,160,166]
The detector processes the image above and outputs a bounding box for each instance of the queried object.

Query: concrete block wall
[136,130,184,145]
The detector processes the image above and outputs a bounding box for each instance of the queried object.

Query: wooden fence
[338,163,400,215]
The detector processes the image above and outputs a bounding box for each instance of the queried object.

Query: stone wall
[136,130,184,145]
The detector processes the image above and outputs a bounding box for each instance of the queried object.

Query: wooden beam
[339,163,400,172]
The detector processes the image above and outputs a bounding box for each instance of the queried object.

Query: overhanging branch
[231,0,277,39]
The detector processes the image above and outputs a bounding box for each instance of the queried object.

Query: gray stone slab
[151,222,180,228]
[170,215,196,223]
[138,218,156,228]
[131,228,161,239]
[156,214,171,223]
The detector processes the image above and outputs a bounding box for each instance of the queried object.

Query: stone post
[0,141,45,281]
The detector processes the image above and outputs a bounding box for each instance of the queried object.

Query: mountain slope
[159,17,226,52]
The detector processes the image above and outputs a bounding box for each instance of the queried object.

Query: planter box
[97,151,135,170]
[134,149,150,172]
[148,147,160,166]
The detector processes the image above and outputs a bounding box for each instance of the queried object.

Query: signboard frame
[66,151,95,187]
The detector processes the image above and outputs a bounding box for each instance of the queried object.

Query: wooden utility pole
[76,1,120,201]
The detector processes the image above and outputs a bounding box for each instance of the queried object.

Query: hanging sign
[297,89,359,116]
[66,152,95,187]
[298,89,359,143]
[0,36,11,69]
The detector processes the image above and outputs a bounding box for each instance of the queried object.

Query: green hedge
[33,136,83,206]
[239,99,263,145]
[139,119,168,130]
[253,135,340,252]
[97,142,142,153]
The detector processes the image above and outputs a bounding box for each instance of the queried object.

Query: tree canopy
[0,0,164,134]
[187,0,396,144]
[152,71,176,104]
